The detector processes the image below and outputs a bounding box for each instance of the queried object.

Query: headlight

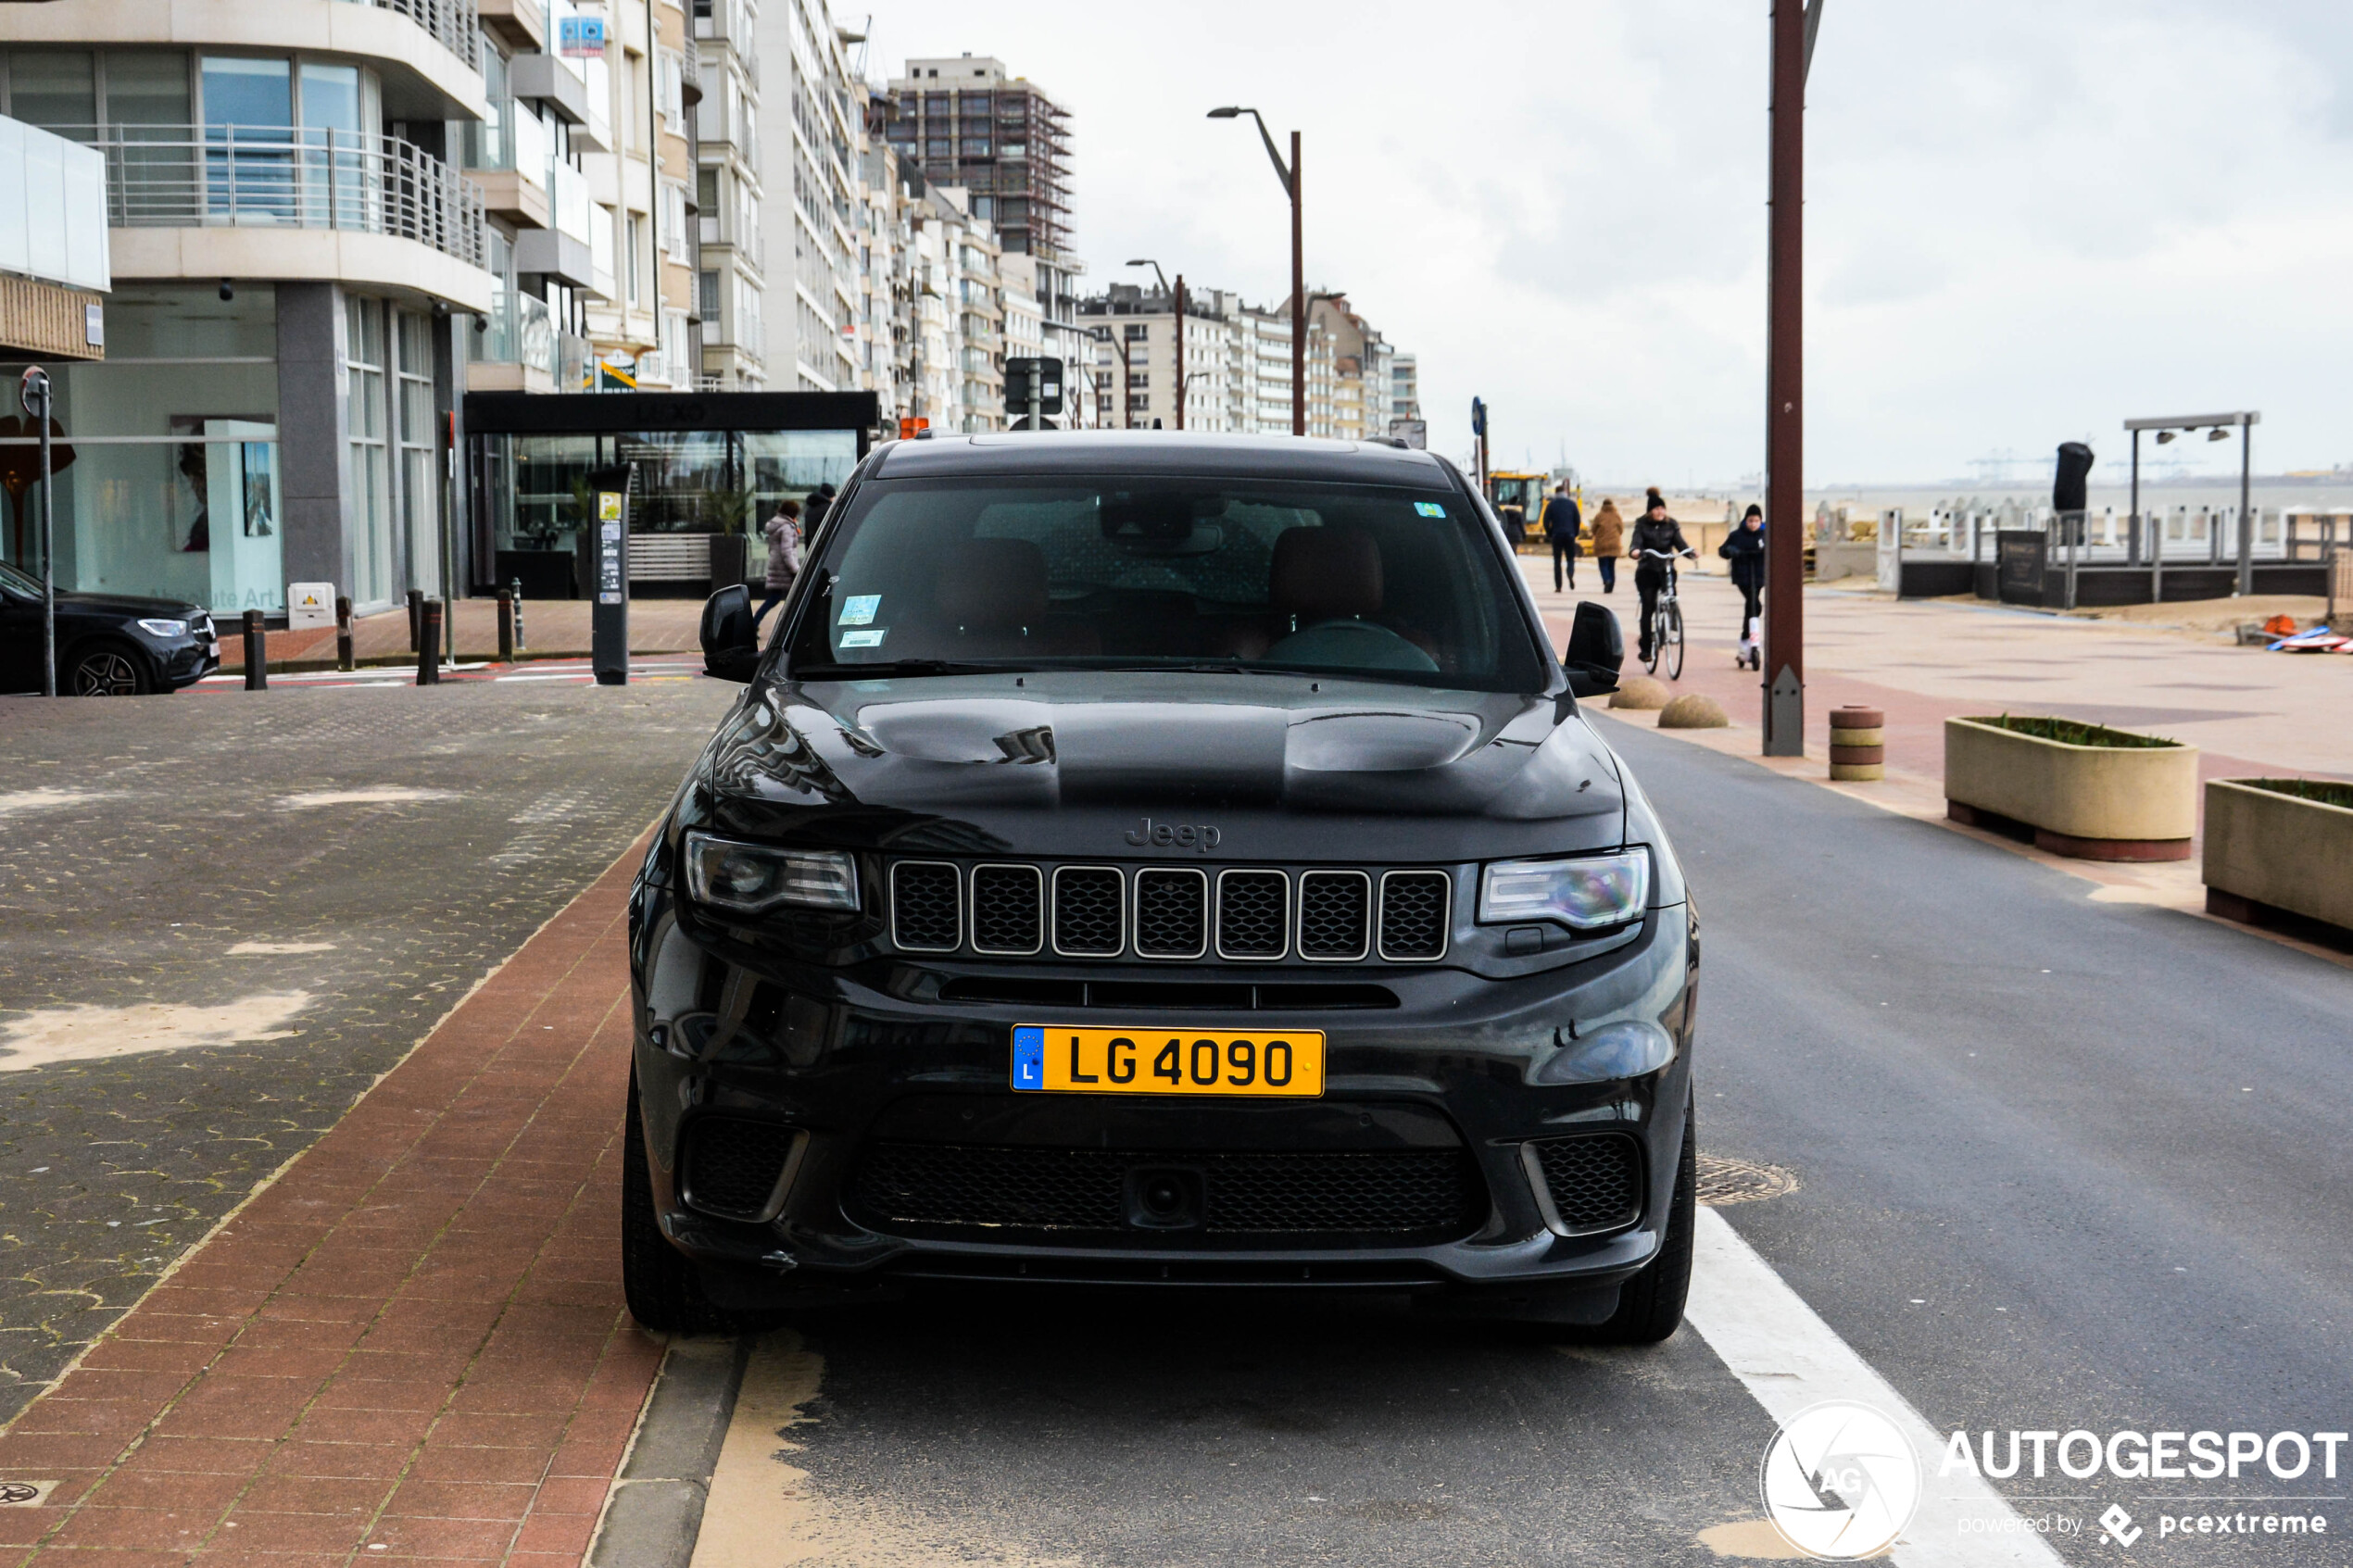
[684,832,860,914]
[1478,850,1649,931]
[135,618,189,638]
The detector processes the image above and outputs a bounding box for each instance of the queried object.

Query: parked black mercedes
[0,560,219,696]
[623,432,1698,1340]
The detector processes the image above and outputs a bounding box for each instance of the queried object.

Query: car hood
[692,671,1628,862]
[48,588,208,621]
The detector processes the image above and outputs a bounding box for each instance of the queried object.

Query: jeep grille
[891,859,1451,964]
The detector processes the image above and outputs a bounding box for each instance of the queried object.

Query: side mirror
[699,583,760,682]
[1561,601,1622,698]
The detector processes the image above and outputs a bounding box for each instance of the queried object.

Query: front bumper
[628,881,1696,1306]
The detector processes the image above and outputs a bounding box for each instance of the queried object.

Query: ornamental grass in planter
[2203,778,2353,936]
[1944,714,2198,861]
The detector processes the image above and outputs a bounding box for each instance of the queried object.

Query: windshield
[0,559,38,596]
[781,475,1547,690]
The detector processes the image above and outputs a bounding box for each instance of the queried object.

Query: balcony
[93,126,491,309]
[476,0,547,51]
[2,0,486,122]
[467,286,555,391]
[375,0,483,70]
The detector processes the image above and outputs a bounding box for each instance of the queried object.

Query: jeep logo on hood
[1126,817,1222,852]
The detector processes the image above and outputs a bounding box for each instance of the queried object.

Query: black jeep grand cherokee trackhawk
[624,433,1697,1340]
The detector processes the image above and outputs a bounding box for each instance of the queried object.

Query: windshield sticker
[839,595,882,626]
[1414,501,1447,518]
[839,629,887,648]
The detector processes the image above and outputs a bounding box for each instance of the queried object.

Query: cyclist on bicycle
[1629,497,1695,664]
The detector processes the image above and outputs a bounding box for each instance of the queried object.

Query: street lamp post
[1126,261,1188,431]
[1762,0,1823,757]
[1091,325,1136,430]
[1208,107,1303,436]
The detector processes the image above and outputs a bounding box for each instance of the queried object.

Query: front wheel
[69,642,154,696]
[621,1071,730,1336]
[1584,1101,1695,1345]
[1662,602,1685,681]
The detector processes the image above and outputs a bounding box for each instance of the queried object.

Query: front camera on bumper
[685,832,860,914]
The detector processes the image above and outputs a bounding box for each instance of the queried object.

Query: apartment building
[1076,282,1393,441]
[0,0,503,615]
[693,0,762,387]
[749,0,861,393]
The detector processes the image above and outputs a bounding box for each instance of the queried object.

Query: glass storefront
[472,419,861,598]
[0,284,283,612]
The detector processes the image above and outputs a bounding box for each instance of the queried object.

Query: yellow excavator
[1485,470,1553,550]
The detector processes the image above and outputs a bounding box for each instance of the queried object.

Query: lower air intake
[849,1142,1485,1241]
[1528,1133,1643,1235]
[680,1118,801,1222]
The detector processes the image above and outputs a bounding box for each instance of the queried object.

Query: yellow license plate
[1012,1026,1325,1098]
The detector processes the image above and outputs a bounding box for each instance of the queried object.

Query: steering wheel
[1265,618,1441,674]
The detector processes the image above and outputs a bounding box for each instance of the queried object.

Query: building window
[625,213,644,306]
[699,270,720,319]
[345,296,394,609]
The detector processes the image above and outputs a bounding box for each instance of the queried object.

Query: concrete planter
[2203,780,2353,935]
[1944,717,2197,860]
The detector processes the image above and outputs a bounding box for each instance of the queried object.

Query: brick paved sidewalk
[0,840,658,1567]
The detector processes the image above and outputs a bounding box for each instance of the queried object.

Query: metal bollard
[406,588,423,653]
[497,588,515,663]
[334,595,355,672]
[243,609,268,691]
[510,576,525,651]
[417,600,443,685]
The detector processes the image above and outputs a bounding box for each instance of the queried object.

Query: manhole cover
[1696,1155,1800,1207]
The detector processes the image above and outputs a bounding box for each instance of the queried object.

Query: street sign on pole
[19,367,55,697]
[1003,357,1063,426]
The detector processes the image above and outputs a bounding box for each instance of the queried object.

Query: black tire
[67,641,154,696]
[1662,602,1685,681]
[1586,1100,1695,1345]
[621,1071,731,1336]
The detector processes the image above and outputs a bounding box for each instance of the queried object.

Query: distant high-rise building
[881,56,1069,263]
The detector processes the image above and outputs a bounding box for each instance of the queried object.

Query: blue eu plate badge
[1012,1026,1045,1091]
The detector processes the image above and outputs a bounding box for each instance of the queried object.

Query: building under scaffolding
[878,55,1073,264]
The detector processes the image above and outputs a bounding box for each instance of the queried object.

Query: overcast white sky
[853,2,2353,487]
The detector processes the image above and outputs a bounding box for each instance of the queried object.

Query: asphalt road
[676,714,2353,1567]
[0,677,734,1423]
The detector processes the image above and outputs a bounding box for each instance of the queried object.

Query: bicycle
[1636,548,1693,680]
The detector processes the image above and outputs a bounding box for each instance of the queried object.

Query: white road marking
[1688,1207,2067,1565]
[227,941,337,955]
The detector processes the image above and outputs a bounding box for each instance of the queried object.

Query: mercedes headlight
[1478,850,1648,931]
[684,832,859,914]
[135,618,189,638]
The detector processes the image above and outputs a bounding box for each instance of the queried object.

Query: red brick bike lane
[0,839,661,1567]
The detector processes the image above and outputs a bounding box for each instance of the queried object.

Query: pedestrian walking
[1541,483,1583,593]
[1719,504,1766,670]
[753,500,802,628]
[803,483,838,548]
[1589,498,1625,593]
[1629,496,1694,664]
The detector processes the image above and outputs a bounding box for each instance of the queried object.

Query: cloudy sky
[854,2,2353,487]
